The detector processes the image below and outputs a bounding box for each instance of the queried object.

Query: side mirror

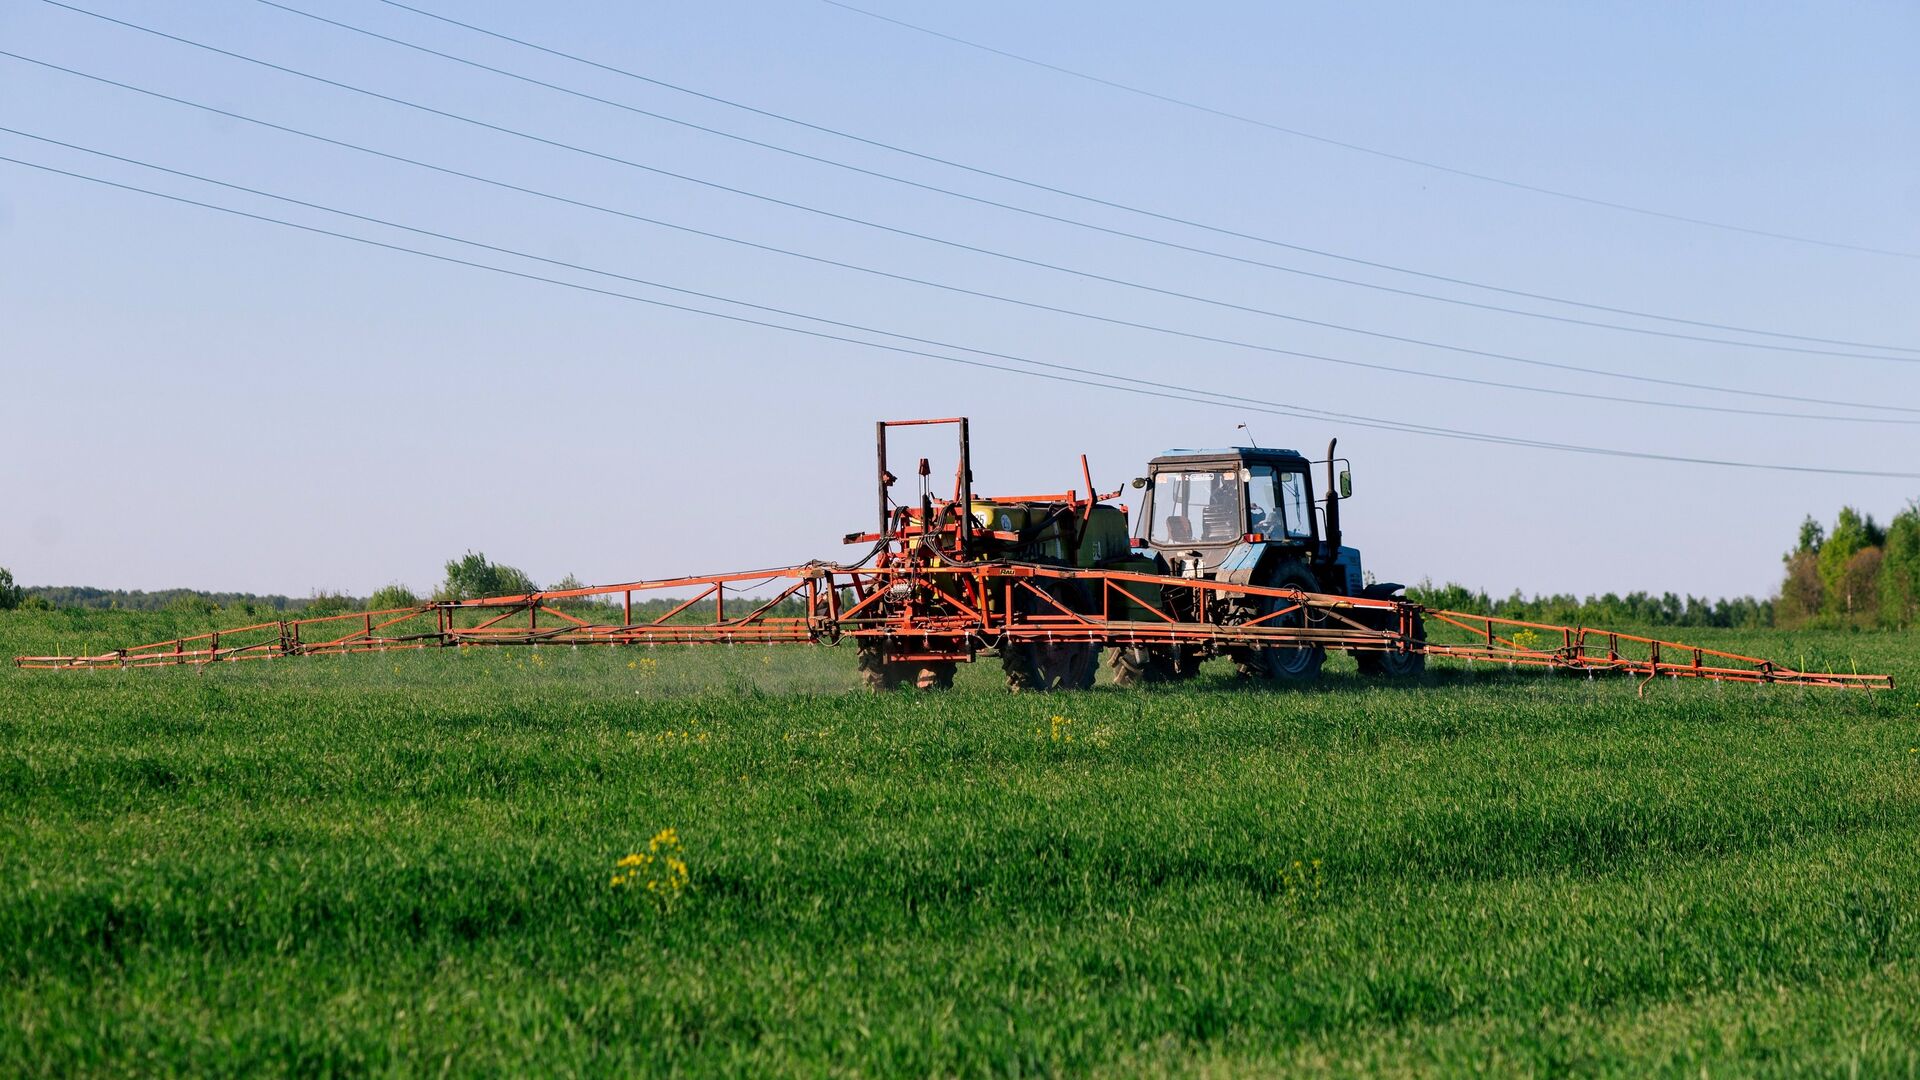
[1338,469,1353,499]
[1130,476,1148,489]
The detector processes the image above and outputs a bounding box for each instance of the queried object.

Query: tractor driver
[1246,466,1281,537]
[1247,499,1276,536]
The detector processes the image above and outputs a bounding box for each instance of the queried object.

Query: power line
[251,0,1920,362]
[12,123,1912,428]
[15,23,1920,413]
[0,150,1587,454]
[5,151,1916,479]
[6,109,1914,429]
[366,0,1920,356]
[817,0,1920,262]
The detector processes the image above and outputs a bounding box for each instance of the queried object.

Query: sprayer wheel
[1004,640,1099,691]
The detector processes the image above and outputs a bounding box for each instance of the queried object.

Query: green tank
[962,501,1161,621]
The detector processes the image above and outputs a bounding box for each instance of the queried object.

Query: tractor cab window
[1248,466,1313,540]
[1246,466,1280,536]
[1149,469,1242,545]
[1280,470,1313,539]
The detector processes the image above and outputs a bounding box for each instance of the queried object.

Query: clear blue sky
[3,0,1916,600]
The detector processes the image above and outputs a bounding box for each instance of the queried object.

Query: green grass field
[2,610,1916,1077]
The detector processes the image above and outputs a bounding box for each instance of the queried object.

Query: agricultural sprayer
[15,418,1893,693]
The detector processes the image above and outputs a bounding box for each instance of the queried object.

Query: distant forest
[15,584,804,623]
[11,552,810,622]
[1404,583,1773,630]
[23,586,310,613]
[8,509,1918,629]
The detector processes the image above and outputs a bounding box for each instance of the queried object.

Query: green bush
[0,567,21,611]
[162,592,215,617]
[367,584,420,611]
[435,552,537,601]
[301,592,358,618]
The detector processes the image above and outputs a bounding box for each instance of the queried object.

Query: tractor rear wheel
[1231,562,1325,684]
[1356,611,1426,678]
[1003,640,1099,691]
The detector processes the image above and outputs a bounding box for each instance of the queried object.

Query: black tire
[1108,646,1163,687]
[1356,611,1426,678]
[1231,561,1325,684]
[1003,640,1100,691]
[1000,575,1099,692]
[1107,645,1197,687]
[857,640,903,691]
[858,641,954,691]
[918,661,958,690]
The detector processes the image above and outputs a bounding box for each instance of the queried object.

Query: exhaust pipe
[1324,437,1341,552]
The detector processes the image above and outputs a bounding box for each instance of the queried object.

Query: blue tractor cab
[1118,439,1419,685]
[1138,444,1369,596]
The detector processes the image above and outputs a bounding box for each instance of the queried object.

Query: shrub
[435,552,537,601]
[163,592,216,617]
[219,599,261,621]
[0,566,21,610]
[302,591,358,618]
[367,584,419,611]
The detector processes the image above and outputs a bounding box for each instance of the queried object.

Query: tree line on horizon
[6,509,1918,629]
[0,553,807,624]
[1403,581,1774,630]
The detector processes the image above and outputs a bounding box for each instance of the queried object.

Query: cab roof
[1151,446,1307,465]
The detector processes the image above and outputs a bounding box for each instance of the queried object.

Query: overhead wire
[0,150,1593,454]
[5,150,1917,480]
[12,21,1920,414]
[363,0,1920,356]
[6,114,1914,428]
[816,0,1920,261]
[245,0,1920,362]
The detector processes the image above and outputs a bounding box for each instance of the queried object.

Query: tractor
[1109,440,1424,686]
[848,422,1420,691]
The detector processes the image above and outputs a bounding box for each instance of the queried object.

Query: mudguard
[1215,543,1264,586]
